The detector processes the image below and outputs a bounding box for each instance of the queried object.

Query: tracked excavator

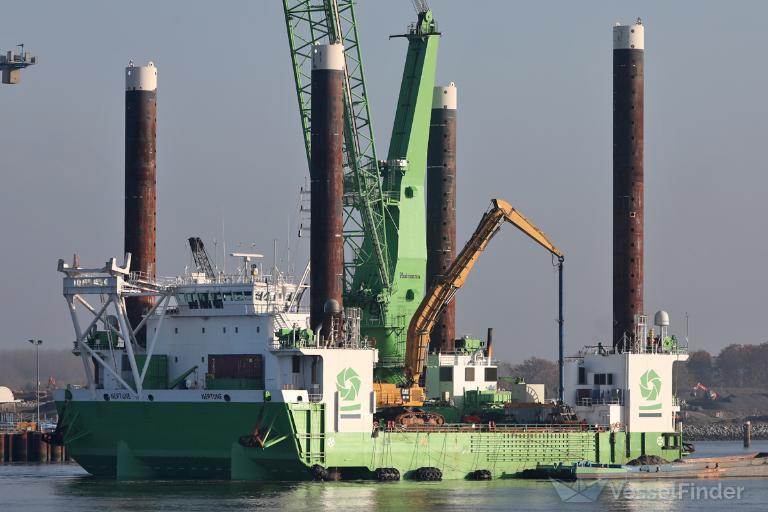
[373,198,564,425]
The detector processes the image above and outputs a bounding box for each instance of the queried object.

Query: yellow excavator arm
[404,198,563,385]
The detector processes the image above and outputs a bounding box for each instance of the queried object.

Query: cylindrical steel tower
[310,44,345,341]
[612,21,644,350]
[124,61,157,345]
[426,83,457,353]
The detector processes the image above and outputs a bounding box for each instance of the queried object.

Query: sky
[2,0,768,364]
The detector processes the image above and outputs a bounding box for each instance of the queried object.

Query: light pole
[28,339,42,430]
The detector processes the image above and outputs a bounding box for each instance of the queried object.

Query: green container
[88,331,119,349]
[133,355,168,390]
[464,389,512,406]
[455,337,484,353]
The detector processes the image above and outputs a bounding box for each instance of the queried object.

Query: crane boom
[187,237,216,280]
[404,198,563,385]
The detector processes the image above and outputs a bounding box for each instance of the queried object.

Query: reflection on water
[1,441,767,512]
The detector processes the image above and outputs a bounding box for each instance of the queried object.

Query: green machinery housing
[283,1,440,382]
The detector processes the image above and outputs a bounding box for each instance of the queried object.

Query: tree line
[0,349,85,391]
[676,343,768,389]
[496,343,768,402]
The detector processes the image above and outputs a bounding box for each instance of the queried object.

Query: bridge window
[484,367,497,382]
[465,367,475,382]
[593,373,613,385]
[439,367,453,382]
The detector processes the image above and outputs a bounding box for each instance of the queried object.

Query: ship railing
[579,344,689,356]
[577,398,624,407]
[129,271,303,290]
[168,272,300,286]
[383,422,611,434]
[437,354,495,367]
[249,304,309,315]
[171,302,309,316]
[271,338,374,351]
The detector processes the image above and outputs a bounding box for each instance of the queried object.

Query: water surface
[1,441,766,511]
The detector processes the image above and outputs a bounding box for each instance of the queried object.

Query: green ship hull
[55,400,684,481]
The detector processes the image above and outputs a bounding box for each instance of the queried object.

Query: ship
[48,6,691,481]
[51,251,689,481]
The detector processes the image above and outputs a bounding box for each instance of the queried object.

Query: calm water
[1,442,767,511]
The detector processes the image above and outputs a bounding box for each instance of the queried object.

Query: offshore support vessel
[50,194,689,480]
[49,1,691,480]
[51,247,688,480]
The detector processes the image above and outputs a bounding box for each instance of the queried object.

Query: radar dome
[654,310,670,327]
[0,386,15,403]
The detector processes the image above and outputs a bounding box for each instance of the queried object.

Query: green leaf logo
[336,367,361,402]
[639,369,661,401]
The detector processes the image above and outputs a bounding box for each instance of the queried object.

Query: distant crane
[187,237,216,279]
[0,43,37,84]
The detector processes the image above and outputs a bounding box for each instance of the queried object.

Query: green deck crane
[283,0,440,383]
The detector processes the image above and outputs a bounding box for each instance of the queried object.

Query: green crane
[283,0,440,383]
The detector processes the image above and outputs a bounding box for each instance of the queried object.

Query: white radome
[654,310,670,327]
[0,386,15,403]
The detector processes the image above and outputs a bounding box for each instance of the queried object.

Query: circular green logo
[639,369,661,401]
[336,367,361,401]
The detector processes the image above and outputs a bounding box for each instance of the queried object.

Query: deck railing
[382,422,612,434]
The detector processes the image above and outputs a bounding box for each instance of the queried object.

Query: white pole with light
[28,339,42,430]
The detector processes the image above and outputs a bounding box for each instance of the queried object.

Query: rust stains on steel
[426,86,457,353]
[124,66,157,345]
[613,29,644,350]
[310,45,345,339]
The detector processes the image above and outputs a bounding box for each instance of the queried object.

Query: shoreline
[683,422,768,441]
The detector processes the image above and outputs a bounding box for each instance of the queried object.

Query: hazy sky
[2,1,768,364]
